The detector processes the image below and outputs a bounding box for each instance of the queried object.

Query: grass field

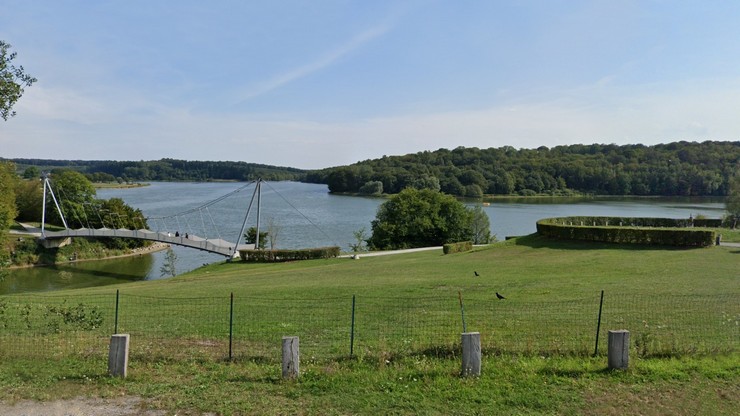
[0,234,738,415]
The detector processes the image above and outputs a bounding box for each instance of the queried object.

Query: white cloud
[235,24,391,103]
[4,74,739,170]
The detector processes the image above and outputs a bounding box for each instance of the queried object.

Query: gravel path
[0,397,169,416]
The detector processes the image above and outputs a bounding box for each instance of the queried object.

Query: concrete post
[108,334,130,378]
[461,332,481,377]
[608,330,630,370]
[282,336,300,379]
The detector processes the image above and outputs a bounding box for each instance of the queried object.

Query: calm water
[2,181,726,294]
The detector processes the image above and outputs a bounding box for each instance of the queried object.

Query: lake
[2,181,727,294]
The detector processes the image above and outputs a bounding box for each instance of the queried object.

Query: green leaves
[368,188,474,250]
[0,41,36,121]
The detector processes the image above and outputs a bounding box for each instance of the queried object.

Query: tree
[160,248,178,277]
[265,217,282,250]
[726,175,740,229]
[244,227,268,249]
[469,205,492,244]
[410,175,441,192]
[23,166,40,179]
[349,227,368,253]
[1,41,37,120]
[368,188,473,250]
[0,161,18,281]
[359,180,383,195]
[14,178,43,222]
[0,161,18,232]
[49,170,96,228]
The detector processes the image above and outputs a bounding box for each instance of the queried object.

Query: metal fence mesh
[1,292,737,363]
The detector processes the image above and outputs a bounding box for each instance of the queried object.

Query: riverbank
[6,238,169,269]
[92,182,149,189]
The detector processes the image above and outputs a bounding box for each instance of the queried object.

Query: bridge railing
[41,228,251,257]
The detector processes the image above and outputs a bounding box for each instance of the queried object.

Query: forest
[305,141,739,197]
[6,141,739,197]
[8,158,305,182]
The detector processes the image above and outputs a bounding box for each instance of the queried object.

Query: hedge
[239,246,341,262]
[536,217,716,247]
[443,241,473,254]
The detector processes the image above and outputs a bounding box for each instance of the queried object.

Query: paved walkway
[339,246,442,258]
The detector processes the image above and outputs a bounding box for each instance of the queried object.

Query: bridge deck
[39,228,252,257]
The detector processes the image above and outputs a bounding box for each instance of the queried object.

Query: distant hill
[304,141,740,197]
[7,158,306,182]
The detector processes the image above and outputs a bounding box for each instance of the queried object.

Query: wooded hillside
[305,141,739,197]
[8,158,305,182]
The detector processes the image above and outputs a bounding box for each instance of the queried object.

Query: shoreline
[9,242,170,269]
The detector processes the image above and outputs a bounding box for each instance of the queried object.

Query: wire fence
[0,291,737,364]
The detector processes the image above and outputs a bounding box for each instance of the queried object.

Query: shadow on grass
[511,233,709,252]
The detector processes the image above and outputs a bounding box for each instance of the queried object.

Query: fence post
[108,334,130,378]
[461,332,481,377]
[114,289,120,334]
[282,336,300,379]
[608,330,630,369]
[229,292,234,361]
[458,291,467,333]
[350,295,356,358]
[593,290,604,356]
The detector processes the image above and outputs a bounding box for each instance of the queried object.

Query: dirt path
[0,396,172,416]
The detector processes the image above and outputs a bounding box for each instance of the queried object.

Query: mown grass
[0,234,738,415]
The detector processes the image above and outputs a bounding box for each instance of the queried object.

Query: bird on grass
[474,271,479,277]
[496,292,506,300]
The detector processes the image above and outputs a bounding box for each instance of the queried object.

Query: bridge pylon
[40,174,68,238]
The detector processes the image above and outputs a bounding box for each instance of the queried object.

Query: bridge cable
[198,209,208,240]
[145,180,257,221]
[206,207,223,242]
[54,185,86,230]
[183,214,195,238]
[262,181,338,247]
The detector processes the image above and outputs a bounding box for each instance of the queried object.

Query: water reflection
[2,253,153,295]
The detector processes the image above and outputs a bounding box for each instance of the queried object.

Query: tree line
[8,158,306,183]
[1,162,149,252]
[305,141,739,197]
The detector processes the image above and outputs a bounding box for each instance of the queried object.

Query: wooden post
[461,332,481,377]
[282,336,300,379]
[608,330,629,370]
[108,334,130,378]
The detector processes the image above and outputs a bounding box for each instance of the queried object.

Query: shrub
[536,216,716,247]
[359,181,383,196]
[239,246,340,262]
[443,241,473,254]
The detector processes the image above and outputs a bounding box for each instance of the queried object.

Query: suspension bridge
[31,177,276,258]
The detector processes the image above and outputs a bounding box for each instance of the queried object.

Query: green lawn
[0,234,738,415]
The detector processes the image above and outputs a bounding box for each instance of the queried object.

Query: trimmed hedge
[443,241,473,254]
[239,246,340,262]
[537,217,716,247]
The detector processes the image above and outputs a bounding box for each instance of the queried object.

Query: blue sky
[2,1,740,169]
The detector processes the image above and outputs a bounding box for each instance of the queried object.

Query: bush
[443,241,473,254]
[536,216,716,247]
[368,188,473,250]
[359,181,383,196]
[239,246,340,262]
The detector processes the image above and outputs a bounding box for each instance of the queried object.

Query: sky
[1,0,740,170]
